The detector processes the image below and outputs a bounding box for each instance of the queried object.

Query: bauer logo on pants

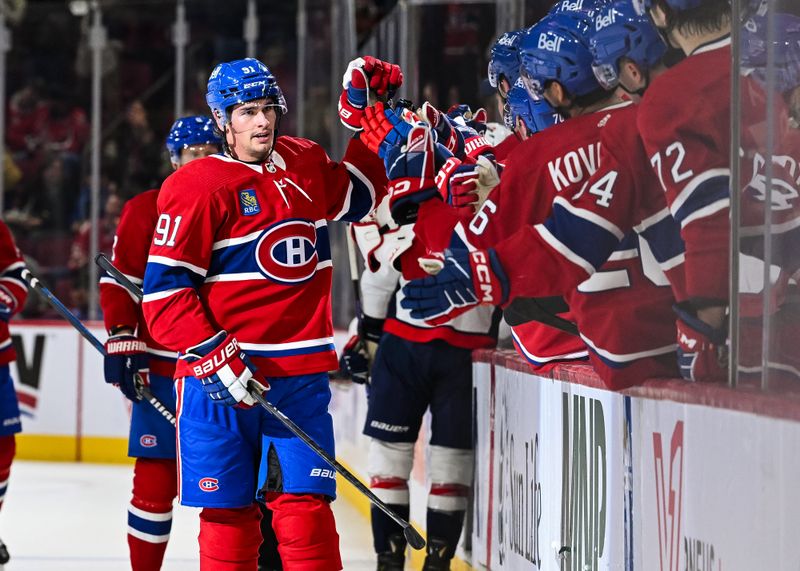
[198,477,220,492]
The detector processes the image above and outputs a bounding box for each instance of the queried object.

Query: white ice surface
[0,460,378,570]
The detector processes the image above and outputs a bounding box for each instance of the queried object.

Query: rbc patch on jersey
[239,189,261,216]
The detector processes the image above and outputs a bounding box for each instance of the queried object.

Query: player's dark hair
[651,0,731,38]
[548,80,618,113]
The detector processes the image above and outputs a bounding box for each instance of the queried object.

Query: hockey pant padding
[0,434,14,509]
[199,504,262,571]
[265,492,342,571]
[427,445,472,512]
[367,439,413,505]
[128,457,177,571]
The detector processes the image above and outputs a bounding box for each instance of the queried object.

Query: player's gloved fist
[420,102,465,157]
[446,104,488,135]
[360,102,413,158]
[179,331,270,408]
[674,303,728,383]
[104,334,148,402]
[338,58,370,131]
[361,55,403,97]
[0,284,17,322]
[401,248,509,326]
[385,123,440,225]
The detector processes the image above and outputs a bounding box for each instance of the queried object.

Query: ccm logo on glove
[192,337,240,377]
[471,251,496,303]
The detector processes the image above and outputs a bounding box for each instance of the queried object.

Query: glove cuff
[673,303,727,345]
[361,315,385,344]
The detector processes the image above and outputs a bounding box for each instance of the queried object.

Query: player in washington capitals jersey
[341,193,498,570]
[100,115,224,571]
[0,221,27,568]
[142,58,391,570]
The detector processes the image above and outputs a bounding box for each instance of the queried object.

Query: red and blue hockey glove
[435,155,500,214]
[179,331,270,408]
[446,104,488,135]
[421,102,465,156]
[674,303,728,383]
[401,248,509,325]
[104,334,148,402]
[385,124,440,225]
[338,57,404,131]
[360,102,413,158]
[0,285,17,322]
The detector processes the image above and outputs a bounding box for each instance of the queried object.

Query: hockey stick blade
[94,254,425,549]
[248,385,425,549]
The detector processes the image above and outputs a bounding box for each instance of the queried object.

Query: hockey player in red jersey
[99,115,222,571]
[341,193,499,570]
[394,9,683,388]
[0,222,27,568]
[142,57,391,570]
[634,0,800,382]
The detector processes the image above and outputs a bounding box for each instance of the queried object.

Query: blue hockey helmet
[506,82,564,134]
[165,115,221,163]
[590,0,667,89]
[550,0,613,17]
[631,0,703,17]
[519,14,601,99]
[206,58,287,125]
[741,11,800,93]
[488,29,525,93]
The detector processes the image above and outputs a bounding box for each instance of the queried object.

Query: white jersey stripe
[147,256,208,278]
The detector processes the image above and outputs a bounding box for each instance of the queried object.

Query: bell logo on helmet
[538,32,564,53]
[595,9,617,31]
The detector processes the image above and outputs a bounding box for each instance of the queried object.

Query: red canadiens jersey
[142,136,387,378]
[417,106,639,368]
[99,189,177,377]
[0,222,27,365]
[494,103,683,387]
[492,132,521,162]
[637,37,732,304]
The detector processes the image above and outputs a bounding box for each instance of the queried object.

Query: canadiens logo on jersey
[239,189,261,216]
[256,219,320,284]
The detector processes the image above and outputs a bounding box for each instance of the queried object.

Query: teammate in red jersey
[394,9,684,388]
[99,115,222,571]
[635,0,800,382]
[0,222,27,568]
[142,57,391,570]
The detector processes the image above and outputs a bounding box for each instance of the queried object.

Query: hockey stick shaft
[21,268,177,426]
[95,253,426,549]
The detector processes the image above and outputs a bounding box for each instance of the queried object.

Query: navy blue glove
[104,334,148,402]
[339,335,371,384]
[178,331,270,407]
[401,248,509,325]
[385,124,441,225]
[0,285,17,322]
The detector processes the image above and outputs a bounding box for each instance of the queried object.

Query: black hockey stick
[95,253,426,550]
[21,268,177,426]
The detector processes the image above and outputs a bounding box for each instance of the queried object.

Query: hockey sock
[128,458,177,571]
[257,502,283,570]
[426,483,470,561]
[369,476,409,554]
[266,493,342,571]
[199,504,262,571]
[0,435,15,511]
